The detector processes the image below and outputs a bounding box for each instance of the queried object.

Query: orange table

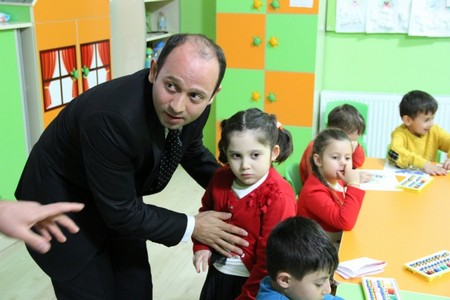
[336,158,450,297]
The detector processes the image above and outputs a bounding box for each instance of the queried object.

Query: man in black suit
[15,33,248,299]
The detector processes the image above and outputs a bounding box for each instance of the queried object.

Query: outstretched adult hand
[193,211,248,257]
[0,201,84,254]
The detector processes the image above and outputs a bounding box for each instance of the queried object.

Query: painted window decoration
[80,40,111,92]
[40,46,79,111]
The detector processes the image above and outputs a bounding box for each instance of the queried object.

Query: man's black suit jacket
[15,69,220,280]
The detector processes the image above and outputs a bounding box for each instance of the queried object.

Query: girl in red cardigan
[297,128,365,247]
[193,108,297,300]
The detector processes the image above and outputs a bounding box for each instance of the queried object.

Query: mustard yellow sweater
[388,124,450,169]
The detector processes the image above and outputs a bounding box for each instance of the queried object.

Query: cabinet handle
[268,36,279,47]
[253,0,263,10]
[267,92,277,103]
[252,36,263,46]
[252,91,261,101]
[270,0,280,10]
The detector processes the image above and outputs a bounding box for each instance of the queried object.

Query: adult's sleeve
[80,112,186,246]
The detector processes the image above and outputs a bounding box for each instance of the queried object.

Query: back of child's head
[266,216,338,281]
[310,128,350,187]
[327,104,366,135]
[399,90,438,119]
[218,108,293,164]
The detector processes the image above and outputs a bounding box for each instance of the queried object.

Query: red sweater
[296,174,365,232]
[193,167,297,300]
[299,140,365,184]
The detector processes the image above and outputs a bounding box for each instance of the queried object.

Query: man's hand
[0,201,84,254]
[193,211,248,258]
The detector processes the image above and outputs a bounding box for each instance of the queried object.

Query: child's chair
[323,100,368,153]
[285,162,302,198]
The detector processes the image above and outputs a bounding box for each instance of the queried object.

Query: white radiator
[319,90,450,160]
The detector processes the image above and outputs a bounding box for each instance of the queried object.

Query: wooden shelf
[0,22,32,31]
[144,0,179,40]
[146,31,173,42]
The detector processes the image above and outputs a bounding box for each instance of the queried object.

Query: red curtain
[98,41,111,81]
[61,47,78,98]
[40,50,57,109]
[81,44,94,91]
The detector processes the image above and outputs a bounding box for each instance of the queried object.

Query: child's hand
[442,158,450,170]
[337,162,360,186]
[422,162,447,176]
[193,249,212,273]
[359,171,372,183]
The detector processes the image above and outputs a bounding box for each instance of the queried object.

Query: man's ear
[148,59,158,83]
[313,153,322,167]
[276,272,291,289]
[207,85,222,105]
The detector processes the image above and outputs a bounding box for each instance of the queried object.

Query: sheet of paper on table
[358,169,401,191]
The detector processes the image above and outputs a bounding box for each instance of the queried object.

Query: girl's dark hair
[310,128,351,189]
[156,33,226,97]
[399,90,438,119]
[218,108,293,164]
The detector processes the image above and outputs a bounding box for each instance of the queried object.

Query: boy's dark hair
[266,216,338,280]
[327,104,366,135]
[218,108,293,165]
[399,90,438,119]
[156,33,226,96]
[310,128,351,189]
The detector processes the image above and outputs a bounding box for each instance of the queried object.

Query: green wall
[0,30,28,200]
[180,0,215,39]
[323,33,450,94]
[180,0,217,153]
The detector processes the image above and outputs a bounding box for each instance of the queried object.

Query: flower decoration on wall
[253,0,263,10]
[253,36,262,46]
[267,93,277,103]
[271,0,280,10]
[252,91,261,101]
[268,36,279,47]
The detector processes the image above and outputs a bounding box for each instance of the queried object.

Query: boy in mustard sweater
[388,90,450,175]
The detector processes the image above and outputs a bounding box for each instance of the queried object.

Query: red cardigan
[296,174,365,232]
[193,167,297,300]
[299,140,365,184]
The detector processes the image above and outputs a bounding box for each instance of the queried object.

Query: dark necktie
[156,129,182,190]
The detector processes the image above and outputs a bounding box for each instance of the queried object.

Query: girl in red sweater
[297,128,365,247]
[193,108,297,300]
